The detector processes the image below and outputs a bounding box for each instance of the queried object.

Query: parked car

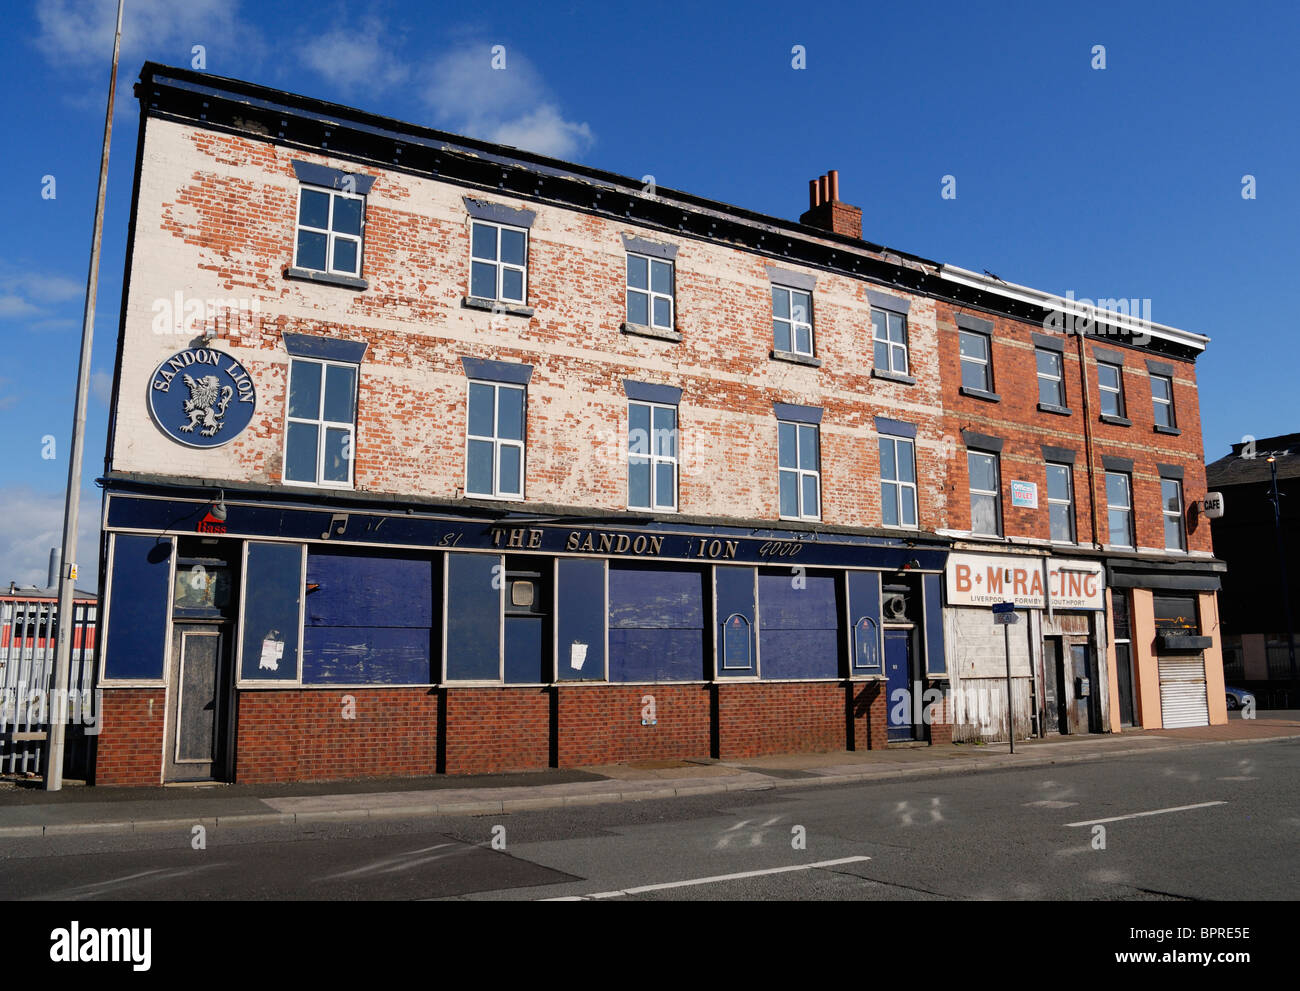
[1225,686,1255,711]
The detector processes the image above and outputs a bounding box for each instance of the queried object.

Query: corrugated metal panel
[1158,655,1208,728]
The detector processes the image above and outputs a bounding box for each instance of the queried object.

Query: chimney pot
[829,169,839,202]
[808,178,820,209]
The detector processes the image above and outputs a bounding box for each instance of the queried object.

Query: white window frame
[959,330,992,392]
[879,434,918,529]
[1036,348,1065,407]
[1151,374,1176,428]
[1106,471,1134,548]
[627,400,678,511]
[872,308,909,375]
[772,284,815,357]
[283,357,357,490]
[1162,477,1186,552]
[1045,462,1076,543]
[465,380,526,501]
[778,421,821,522]
[626,253,675,331]
[968,451,1002,537]
[293,184,364,277]
[470,221,529,304]
[1097,362,1125,417]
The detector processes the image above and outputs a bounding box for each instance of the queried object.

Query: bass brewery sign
[148,348,255,448]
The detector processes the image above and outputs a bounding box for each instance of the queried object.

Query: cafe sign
[947,552,1104,610]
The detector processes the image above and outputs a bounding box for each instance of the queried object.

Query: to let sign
[1009,481,1038,508]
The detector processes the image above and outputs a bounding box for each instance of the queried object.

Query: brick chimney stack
[799,169,862,239]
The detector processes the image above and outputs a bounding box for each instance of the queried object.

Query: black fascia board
[136,62,1205,365]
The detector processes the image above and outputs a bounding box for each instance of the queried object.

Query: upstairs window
[879,435,918,528]
[1036,348,1066,407]
[471,221,528,304]
[295,185,364,277]
[772,285,814,356]
[628,400,678,511]
[778,421,820,520]
[960,331,992,392]
[967,451,1002,536]
[1162,477,1186,551]
[1106,471,1133,547]
[1151,374,1176,428]
[1097,362,1125,418]
[872,308,909,375]
[467,380,526,499]
[627,254,674,331]
[1046,462,1075,543]
[285,358,357,488]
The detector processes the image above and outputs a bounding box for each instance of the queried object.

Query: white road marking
[1064,801,1226,827]
[541,856,872,900]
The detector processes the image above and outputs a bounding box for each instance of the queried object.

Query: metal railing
[0,599,98,777]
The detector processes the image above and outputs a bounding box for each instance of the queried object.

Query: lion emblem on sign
[179,374,234,438]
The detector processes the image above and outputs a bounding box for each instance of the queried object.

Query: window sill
[961,386,1001,403]
[463,296,534,318]
[770,349,822,368]
[1037,402,1073,416]
[621,321,682,343]
[285,267,368,291]
[871,368,916,386]
[1154,424,1182,436]
[1100,413,1132,427]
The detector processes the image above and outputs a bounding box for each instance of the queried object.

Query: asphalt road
[2,739,1295,901]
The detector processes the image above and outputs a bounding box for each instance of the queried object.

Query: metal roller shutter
[1158,655,1209,728]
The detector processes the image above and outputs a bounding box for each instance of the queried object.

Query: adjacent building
[91,63,1225,785]
[1206,433,1299,705]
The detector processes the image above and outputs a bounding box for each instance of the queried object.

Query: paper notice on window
[259,638,284,671]
[569,642,588,671]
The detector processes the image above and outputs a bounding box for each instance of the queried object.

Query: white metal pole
[44,0,125,790]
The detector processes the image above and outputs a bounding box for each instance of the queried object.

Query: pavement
[2,711,1297,839]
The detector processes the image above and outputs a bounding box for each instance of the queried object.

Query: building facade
[92,64,1223,785]
[1206,433,1299,705]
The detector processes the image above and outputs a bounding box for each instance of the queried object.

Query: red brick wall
[936,302,1209,551]
[93,689,166,785]
[441,687,550,774]
[716,681,846,759]
[848,680,889,751]
[234,688,437,783]
[556,684,711,766]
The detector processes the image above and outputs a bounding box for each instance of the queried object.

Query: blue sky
[1,0,1296,587]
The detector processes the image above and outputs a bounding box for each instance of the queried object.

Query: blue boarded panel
[446,552,501,681]
[923,572,947,676]
[306,550,432,628]
[302,547,435,684]
[758,570,840,679]
[240,542,303,682]
[104,534,173,681]
[556,558,605,681]
[303,627,432,684]
[715,566,755,676]
[608,563,705,682]
[847,571,883,674]
[505,615,546,684]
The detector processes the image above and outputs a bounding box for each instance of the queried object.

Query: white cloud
[297,17,409,93]
[423,46,594,159]
[0,486,102,592]
[0,296,42,319]
[91,370,113,406]
[33,0,253,70]
[0,265,83,328]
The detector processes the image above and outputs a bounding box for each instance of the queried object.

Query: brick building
[91,64,1224,785]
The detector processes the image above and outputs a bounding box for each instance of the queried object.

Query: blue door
[885,628,914,742]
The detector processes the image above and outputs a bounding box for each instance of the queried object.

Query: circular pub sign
[148,348,256,448]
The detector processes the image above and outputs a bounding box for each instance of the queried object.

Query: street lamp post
[42,0,125,790]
